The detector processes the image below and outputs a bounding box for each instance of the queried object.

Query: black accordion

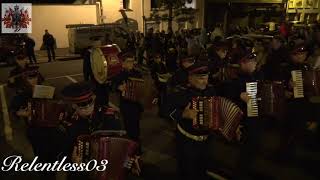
[76,130,138,180]
[191,96,243,141]
[291,70,320,99]
[246,81,286,119]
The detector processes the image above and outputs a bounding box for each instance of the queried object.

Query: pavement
[34,48,81,63]
[0,59,319,180]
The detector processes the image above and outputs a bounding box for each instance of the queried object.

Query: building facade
[92,0,205,32]
[286,0,320,23]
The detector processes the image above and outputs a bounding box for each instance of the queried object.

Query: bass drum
[90,47,108,84]
[90,44,123,84]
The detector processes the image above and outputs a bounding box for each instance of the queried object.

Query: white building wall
[31,4,97,50]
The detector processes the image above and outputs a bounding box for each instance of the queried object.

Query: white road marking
[0,85,13,142]
[66,76,78,83]
[46,73,83,80]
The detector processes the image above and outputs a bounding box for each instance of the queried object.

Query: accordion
[246,81,286,119]
[123,77,145,102]
[291,70,320,98]
[28,99,66,127]
[219,64,239,81]
[76,131,138,180]
[191,96,243,141]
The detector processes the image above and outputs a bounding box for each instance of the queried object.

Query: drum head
[90,47,108,84]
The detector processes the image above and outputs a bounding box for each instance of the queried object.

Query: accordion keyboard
[291,70,304,98]
[246,82,259,117]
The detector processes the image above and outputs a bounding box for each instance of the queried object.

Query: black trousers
[176,131,210,180]
[278,99,315,155]
[137,48,144,65]
[46,46,55,62]
[27,49,37,63]
[234,117,264,180]
[120,100,143,154]
[26,127,64,179]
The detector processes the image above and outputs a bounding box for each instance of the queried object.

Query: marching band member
[61,81,122,155]
[150,52,169,117]
[207,41,229,77]
[9,66,62,180]
[112,51,144,155]
[262,35,289,81]
[60,81,123,179]
[167,55,195,91]
[8,55,44,94]
[276,43,316,162]
[166,62,218,180]
[221,50,265,180]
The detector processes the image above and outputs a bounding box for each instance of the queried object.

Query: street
[0,59,319,180]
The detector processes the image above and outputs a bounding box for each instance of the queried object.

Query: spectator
[24,35,37,64]
[42,29,56,62]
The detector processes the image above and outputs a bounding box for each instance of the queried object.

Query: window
[151,0,160,9]
[185,0,196,9]
[121,0,131,10]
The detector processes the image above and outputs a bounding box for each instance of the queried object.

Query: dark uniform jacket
[167,68,188,90]
[221,71,264,116]
[166,84,218,136]
[262,47,290,81]
[9,90,32,118]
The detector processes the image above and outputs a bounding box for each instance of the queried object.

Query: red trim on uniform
[188,66,208,74]
[63,92,93,102]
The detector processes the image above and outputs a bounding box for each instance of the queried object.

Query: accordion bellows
[292,70,320,98]
[191,96,243,141]
[76,132,138,180]
[123,77,145,102]
[246,81,286,119]
[29,99,66,127]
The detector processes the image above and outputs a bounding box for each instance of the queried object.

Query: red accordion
[76,131,138,180]
[191,96,243,141]
[28,99,66,127]
[123,77,145,102]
